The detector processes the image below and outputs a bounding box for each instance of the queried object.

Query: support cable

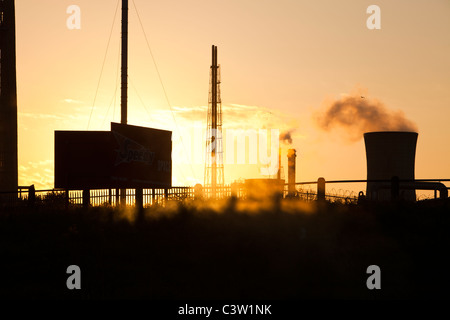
[131,0,198,183]
[87,0,120,130]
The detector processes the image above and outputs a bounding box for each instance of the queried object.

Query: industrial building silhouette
[0,0,448,205]
[364,131,447,201]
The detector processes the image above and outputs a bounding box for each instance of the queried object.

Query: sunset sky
[14,0,450,195]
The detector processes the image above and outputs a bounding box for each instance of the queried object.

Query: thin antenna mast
[119,0,128,206]
[205,45,224,198]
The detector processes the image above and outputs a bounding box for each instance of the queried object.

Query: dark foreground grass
[0,198,449,299]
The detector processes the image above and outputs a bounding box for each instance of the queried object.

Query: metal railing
[1,177,448,209]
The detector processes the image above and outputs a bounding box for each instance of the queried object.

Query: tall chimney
[0,0,18,192]
[277,147,281,180]
[287,149,296,196]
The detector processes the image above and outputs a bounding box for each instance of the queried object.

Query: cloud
[164,105,207,122]
[171,103,296,131]
[19,112,64,120]
[18,160,54,190]
[19,111,89,130]
[62,98,84,104]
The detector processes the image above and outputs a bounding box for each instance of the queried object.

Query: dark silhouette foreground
[0,198,449,299]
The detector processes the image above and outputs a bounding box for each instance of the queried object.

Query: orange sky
[14,0,450,196]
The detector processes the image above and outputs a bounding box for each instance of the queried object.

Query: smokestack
[0,0,18,192]
[364,131,417,201]
[277,147,281,180]
[287,149,296,196]
[277,131,293,180]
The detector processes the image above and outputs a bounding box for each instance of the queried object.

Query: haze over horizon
[14,0,450,191]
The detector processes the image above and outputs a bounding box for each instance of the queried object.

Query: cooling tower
[364,131,418,201]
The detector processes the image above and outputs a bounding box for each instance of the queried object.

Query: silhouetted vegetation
[0,198,449,299]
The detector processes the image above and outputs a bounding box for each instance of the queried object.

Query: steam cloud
[315,95,418,142]
[279,131,293,145]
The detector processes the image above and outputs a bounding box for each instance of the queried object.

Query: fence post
[82,189,90,209]
[120,188,127,207]
[317,178,326,202]
[136,188,143,210]
[194,184,203,200]
[391,176,399,201]
[28,185,36,207]
[231,183,238,198]
[115,188,120,207]
[65,189,69,210]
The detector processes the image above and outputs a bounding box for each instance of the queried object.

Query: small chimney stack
[277,147,281,180]
[287,149,296,196]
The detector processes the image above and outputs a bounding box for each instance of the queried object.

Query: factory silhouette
[1,0,450,301]
[0,0,448,207]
